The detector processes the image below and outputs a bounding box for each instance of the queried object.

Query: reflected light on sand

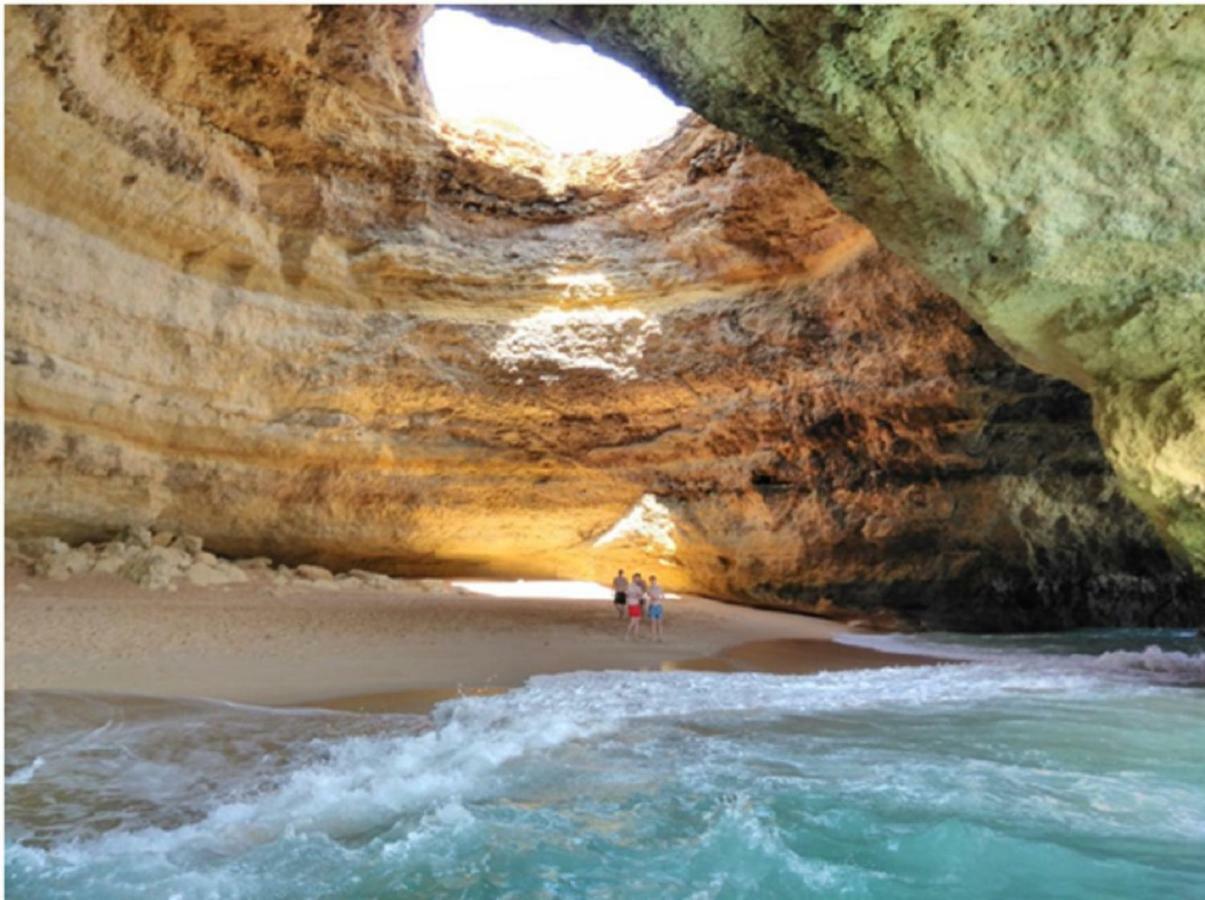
[452,580,683,601]
[451,580,615,600]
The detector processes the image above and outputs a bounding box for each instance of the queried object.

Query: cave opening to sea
[421,9,687,155]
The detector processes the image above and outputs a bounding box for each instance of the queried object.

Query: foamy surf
[837,628,1205,685]
[8,638,1205,898]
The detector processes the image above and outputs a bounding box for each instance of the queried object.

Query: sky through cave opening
[422,9,688,155]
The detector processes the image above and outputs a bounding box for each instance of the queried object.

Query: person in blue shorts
[647,575,666,642]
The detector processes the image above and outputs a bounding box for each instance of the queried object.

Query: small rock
[6,538,33,570]
[36,548,93,580]
[151,531,175,548]
[296,564,334,582]
[92,554,127,575]
[19,537,69,560]
[92,541,135,573]
[124,526,154,549]
[170,534,204,556]
[235,556,273,570]
[813,597,837,616]
[120,547,190,589]
[150,546,193,569]
[195,551,219,566]
[348,568,394,589]
[186,562,249,587]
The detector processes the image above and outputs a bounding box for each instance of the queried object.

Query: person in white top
[625,575,645,640]
[631,572,648,614]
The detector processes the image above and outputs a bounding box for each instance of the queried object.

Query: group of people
[610,569,666,641]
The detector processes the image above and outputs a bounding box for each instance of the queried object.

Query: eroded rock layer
[482,4,1205,579]
[6,6,1198,629]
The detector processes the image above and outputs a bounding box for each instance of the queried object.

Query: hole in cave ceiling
[422,9,688,155]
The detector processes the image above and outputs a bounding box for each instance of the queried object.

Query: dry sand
[5,569,938,710]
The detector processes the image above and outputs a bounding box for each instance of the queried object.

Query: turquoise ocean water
[6,629,1204,898]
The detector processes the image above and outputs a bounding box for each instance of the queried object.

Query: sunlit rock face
[481,5,1205,583]
[6,6,1198,629]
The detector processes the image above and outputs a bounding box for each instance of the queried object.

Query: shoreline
[299,638,945,714]
[6,569,942,712]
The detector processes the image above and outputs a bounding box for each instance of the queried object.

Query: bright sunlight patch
[422,10,688,155]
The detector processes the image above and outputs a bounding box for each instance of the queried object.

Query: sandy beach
[5,568,938,710]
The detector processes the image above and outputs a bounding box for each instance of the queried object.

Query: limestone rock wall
[6,5,1198,629]
[482,5,1205,581]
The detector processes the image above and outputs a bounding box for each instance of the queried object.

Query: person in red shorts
[625,574,644,640]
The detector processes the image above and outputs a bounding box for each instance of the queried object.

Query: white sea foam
[8,660,1205,899]
[837,631,1205,684]
[6,756,44,785]
[6,664,1137,865]
[1089,645,1205,681]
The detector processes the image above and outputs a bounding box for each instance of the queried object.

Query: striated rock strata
[482,5,1205,581]
[6,6,1199,629]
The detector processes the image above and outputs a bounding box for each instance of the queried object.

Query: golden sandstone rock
[485,4,1205,582]
[5,6,1200,628]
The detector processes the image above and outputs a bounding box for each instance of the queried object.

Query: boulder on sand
[171,534,205,556]
[92,540,136,574]
[348,568,394,589]
[235,556,273,570]
[36,547,94,581]
[296,564,334,582]
[186,561,249,586]
[123,526,154,549]
[120,546,192,589]
[19,537,69,561]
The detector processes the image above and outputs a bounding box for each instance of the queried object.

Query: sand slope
[3,570,910,707]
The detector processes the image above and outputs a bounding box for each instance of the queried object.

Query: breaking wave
[7,632,1205,898]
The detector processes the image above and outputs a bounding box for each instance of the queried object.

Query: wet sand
[305,640,945,714]
[5,569,940,710]
[667,638,941,675]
